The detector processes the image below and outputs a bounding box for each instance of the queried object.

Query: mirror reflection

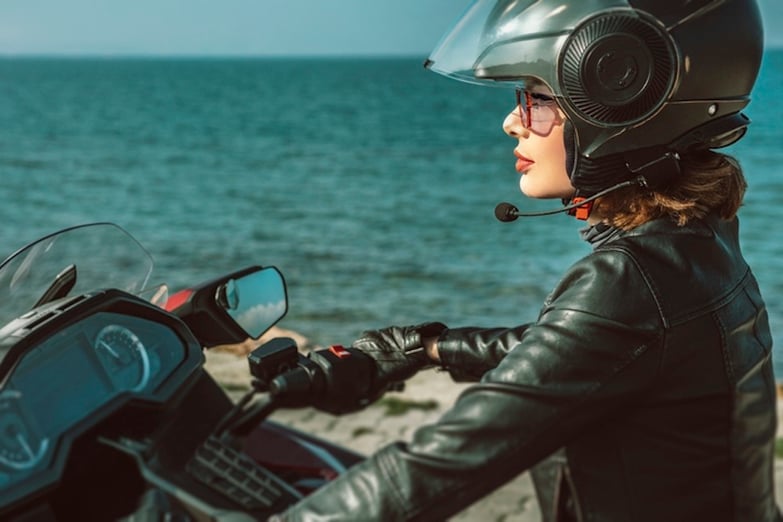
[219,267,287,339]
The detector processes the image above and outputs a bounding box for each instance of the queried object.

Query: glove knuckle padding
[352,322,447,394]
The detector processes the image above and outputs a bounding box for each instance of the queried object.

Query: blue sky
[1,0,780,56]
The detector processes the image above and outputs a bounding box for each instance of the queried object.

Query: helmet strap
[564,145,681,220]
[565,176,647,221]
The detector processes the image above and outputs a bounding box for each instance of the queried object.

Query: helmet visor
[426,0,630,92]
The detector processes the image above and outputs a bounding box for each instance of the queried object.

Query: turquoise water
[1,53,782,374]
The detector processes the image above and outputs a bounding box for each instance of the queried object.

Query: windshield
[0,223,154,328]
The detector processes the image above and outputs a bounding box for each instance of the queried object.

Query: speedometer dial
[0,392,48,471]
[94,325,150,392]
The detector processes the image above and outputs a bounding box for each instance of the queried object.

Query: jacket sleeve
[434,324,531,381]
[278,250,665,521]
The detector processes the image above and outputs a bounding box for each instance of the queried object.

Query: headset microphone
[494,202,522,222]
[494,177,645,222]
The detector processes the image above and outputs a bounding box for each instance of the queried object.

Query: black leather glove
[352,322,447,395]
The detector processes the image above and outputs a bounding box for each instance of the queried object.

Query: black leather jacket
[279,215,779,521]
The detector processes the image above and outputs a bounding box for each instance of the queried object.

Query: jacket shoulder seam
[594,244,668,327]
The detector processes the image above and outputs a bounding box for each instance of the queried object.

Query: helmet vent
[560,13,676,126]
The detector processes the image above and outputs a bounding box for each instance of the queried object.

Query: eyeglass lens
[514,88,558,136]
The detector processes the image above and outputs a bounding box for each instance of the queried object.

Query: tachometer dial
[94,325,150,392]
[0,392,48,471]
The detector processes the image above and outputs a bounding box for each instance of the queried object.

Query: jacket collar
[580,222,621,248]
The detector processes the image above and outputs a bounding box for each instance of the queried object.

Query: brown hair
[590,151,747,230]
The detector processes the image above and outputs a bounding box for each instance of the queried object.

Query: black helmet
[425,0,764,194]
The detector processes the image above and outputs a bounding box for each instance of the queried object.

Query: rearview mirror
[217,267,287,339]
[165,265,288,348]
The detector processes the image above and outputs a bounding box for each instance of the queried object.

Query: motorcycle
[0,222,376,521]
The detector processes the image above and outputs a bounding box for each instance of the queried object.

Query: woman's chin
[519,179,575,200]
[519,184,558,200]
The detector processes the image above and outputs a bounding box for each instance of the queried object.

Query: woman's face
[502,93,574,199]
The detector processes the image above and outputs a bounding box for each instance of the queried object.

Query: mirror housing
[165,266,288,348]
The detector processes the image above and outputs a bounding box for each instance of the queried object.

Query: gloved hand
[352,321,447,396]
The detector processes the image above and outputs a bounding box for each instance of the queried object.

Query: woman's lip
[516,158,535,173]
[514,151,534,173]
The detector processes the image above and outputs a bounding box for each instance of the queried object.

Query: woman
[275,0,778,520]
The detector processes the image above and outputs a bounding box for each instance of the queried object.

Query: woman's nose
[503,107,528,138]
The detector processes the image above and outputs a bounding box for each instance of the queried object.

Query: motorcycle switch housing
[248,337,300,385]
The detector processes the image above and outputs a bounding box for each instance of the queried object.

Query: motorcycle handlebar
[242,338,381,414]
[220,338,390,439]
[269,344,377,414]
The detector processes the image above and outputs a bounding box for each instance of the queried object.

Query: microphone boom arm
[495,176,646,222]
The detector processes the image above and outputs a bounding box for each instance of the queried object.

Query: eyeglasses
[515,88,561,136]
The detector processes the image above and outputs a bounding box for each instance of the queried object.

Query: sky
[0,0,780,57]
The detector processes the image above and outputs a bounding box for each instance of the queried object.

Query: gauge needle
[99,341,121,360]
[16,432,34,459]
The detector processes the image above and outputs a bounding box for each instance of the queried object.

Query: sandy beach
[205,329,783,521]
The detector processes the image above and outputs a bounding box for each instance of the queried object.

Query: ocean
[1,52,782,375]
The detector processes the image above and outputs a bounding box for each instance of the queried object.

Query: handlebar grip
[268,367,313,398]
[269,346,377,414]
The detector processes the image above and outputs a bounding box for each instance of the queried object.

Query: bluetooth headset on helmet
[425,0,764,216]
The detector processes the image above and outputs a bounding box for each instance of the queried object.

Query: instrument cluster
[0,311,187,488]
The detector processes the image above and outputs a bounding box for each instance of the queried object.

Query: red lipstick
[514,151,534,173]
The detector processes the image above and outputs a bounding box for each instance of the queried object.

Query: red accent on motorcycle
[328,345,351,359]
[164,288,194,311]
